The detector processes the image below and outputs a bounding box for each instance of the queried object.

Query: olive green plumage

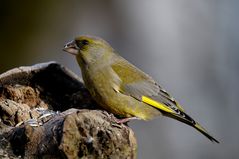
[63,35,219,143]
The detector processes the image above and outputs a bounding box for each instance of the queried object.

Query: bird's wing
[111,57,219,143]
[111,57,184,113]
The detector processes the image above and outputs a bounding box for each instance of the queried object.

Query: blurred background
[1,0,238,158]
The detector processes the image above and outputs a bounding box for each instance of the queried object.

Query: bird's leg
[112,116,140,124]
[102,111,140,124]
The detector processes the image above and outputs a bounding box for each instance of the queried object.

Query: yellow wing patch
[142,96,174,113]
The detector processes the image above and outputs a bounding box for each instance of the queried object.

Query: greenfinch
[63,35,219,143]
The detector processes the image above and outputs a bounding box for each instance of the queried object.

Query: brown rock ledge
[0,62,137,159]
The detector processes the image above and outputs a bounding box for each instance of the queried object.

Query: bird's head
[63,35,114,67]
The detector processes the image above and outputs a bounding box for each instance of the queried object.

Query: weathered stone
[0,62,137,159]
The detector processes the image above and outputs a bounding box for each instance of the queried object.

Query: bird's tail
[163,111,219,143]
[141,96,219,143]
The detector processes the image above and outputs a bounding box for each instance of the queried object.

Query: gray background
[1,0,238,158]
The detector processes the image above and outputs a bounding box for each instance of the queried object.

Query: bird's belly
[96,89,161,120]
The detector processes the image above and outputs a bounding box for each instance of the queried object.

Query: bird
[63,35,219,143]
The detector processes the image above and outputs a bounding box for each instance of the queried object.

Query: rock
[0,62,137,159]
[59,109,136,159]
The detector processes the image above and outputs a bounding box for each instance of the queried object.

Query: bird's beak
[63,40,79,55]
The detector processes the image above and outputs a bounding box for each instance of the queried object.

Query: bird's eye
[76,39,89,48]
[81,40,89,45]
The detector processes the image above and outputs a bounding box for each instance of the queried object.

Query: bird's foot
[113,117,140,124]
[102,111,140,127]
